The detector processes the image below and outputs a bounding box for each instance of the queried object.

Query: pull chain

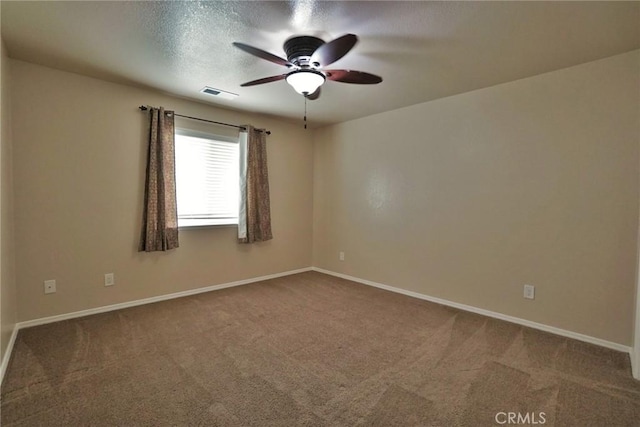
[304,96,308,129]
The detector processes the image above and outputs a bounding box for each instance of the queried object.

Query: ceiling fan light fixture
[286,70,325,95]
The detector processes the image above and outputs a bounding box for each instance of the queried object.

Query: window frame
[174,128,240,229]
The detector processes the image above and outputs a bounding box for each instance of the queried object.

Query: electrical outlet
[44,280,56,294]
[104,273,115,287]
[339,251,345,261]
[524,284,535,300]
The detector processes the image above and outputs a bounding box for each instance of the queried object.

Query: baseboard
[1,324,19,386]
[312,267,633,355]
[2,267,311,384]
[17,267,313,330]
[5,266,635,382]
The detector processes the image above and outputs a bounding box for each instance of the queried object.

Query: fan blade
[305,87,321,100]
[233,42,292,67]
[310,34,358,67]
[325,70,383,84]
[240,75,287,87]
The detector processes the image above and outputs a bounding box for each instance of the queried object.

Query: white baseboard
[17,267,312,330]
[1,267,309,384]
[3,265,636,384]
[1,324,19,386]
[312,267,633,355]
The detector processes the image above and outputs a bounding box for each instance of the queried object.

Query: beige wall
[313,51,640,346]
[10,59,313,322]
[1,38,17,362]
[5,50,640,348]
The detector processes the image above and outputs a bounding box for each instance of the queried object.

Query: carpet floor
[1,271,639,426]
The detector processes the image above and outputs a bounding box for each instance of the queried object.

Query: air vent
[199,87,238,100]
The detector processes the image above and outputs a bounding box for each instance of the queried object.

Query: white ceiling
[2,1,639,127]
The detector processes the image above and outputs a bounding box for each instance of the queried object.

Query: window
[174,129,239,227]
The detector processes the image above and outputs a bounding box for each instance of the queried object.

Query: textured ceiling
[2,1,639,127]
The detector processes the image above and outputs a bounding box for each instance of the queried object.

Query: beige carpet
[2,271,639,426]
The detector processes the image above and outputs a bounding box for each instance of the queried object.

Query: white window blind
[175,129,239,227]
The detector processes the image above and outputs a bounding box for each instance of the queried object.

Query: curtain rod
[138,106,271,135]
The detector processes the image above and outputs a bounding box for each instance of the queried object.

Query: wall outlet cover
[524,284,535,300]
[104,273,115,286]
[44,280,56,294]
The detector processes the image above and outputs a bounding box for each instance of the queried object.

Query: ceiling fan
[233,34,382,100]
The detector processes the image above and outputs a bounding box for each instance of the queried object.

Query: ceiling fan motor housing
[284,36,325,66]
[234,33,382,96]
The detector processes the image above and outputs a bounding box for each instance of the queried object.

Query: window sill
[178,218,238,229]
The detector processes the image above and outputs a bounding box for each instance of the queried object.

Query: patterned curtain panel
[139,107,179,252]
[238,126,273,243]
